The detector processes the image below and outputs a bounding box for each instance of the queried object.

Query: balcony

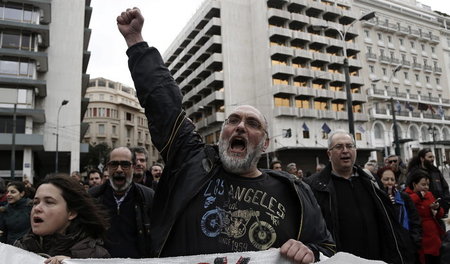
[335,111,348,120]
[366,52,377,62]
[274,106,296,117]
[297,86,315,97]
[334,91,346,101]
[412,63,422,71]
[315,89,333,99]
[297,108,317,118]
[0,133,44,150]
[423,65,433,73]
[379,55,390,64]
[401,60,411,68]
[352,93,367,102]
[434,67,442,74]
[318,110,336,119]
[354,113,369,121]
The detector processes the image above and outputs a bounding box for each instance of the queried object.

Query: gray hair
[286,163,297,170]
[327,129,355,149]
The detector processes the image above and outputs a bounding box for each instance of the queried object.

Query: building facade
[0,0,91,182]
[354,0,450,164]
[83,77,160,165]
[162,0,450,171]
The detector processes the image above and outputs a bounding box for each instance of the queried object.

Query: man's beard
[133,172,144,182]
[110,172,132,192]
[218,137,265,175]
[423,159,435,170]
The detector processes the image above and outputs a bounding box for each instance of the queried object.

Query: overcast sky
[87,0,450,87]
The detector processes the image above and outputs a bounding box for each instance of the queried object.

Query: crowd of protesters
[0,7,450,264]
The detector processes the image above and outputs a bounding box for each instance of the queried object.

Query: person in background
[0,178,7,207]
[22,179,36,199]
[87,169,103,188]
[71,171,83,186]
[131,146,153,188]
[407,149,450,217]
[271,160,283,171]
[385,155,407,189]
[377,166,422,262]
[305,130,415,263]
[405,169,445,264]
[286,162,299,178]
[150,163,163,190]
[117,7,335,263]
[15,175,110,263]
[0,181,32,245]
[440,217,450,264]
[364,160,378,176]
[102,169,109,183]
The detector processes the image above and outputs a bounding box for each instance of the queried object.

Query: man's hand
[117,7,145,47]
[44,255,70,264]
[280,239,315,264]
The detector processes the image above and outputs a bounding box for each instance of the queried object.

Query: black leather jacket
[305,164,416,264]
[127,42,335,258]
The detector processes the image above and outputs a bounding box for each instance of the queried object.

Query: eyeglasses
[107,160,132,170]
[329,143,356,151]
[224,116,267,134]
[388,160,398,164]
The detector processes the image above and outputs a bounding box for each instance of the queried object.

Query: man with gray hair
[305,130,415,263]
[117,7,335,263]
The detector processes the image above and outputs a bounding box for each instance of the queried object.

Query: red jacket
[405,188,444,260]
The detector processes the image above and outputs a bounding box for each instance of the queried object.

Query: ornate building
[83,77,160,164]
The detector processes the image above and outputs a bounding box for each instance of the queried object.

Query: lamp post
[313,11,375,137]
[55,100,69,173]
[429,126,440,167]
[372,64,402,156]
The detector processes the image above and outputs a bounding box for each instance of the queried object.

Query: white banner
[0,242,386,264]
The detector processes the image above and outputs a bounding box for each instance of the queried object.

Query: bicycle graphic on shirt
[200,207,276,250]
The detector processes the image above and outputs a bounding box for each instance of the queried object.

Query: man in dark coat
[304,130,415,264]
[89,147,154,258]
[116,7,335,263]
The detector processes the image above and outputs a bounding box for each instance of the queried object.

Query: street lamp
[313,11,376,137]
[55,100,69,173]
[372,64,402,156]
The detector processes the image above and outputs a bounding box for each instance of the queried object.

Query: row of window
[0,30,35,51]
[365,30,437,52]
[366,46,439,68]
[86,107,119,119]
[90,123,149,141]
[274,96,363,113]
[0,58,34,78]
[0,3,38,24]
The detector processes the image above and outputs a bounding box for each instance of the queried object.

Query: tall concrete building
[353,0,450,164]
[83,77,160,165]
[0,0,91,181]
[162,0,450,171]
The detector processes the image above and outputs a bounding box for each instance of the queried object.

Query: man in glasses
[305,130,415,263]
[117,7,334,263]
[385,155,407,189]
[89,147,154,258]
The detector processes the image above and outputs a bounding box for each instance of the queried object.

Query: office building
[163,0,450,170]
[0,0,91,181]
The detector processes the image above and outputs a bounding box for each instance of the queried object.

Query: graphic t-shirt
[162,169,300,256]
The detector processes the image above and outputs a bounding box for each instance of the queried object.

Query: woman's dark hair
[407,169,430,190]
[407,148,432,172]
[376,166,395,181]
[7,181,26,193]
[38,174,109,239]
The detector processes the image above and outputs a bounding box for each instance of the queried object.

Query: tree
[80,142,111,172]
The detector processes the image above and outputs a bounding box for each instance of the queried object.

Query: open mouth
[340,156,351,162]
[33,216,44,224]
[230,137,247,153]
